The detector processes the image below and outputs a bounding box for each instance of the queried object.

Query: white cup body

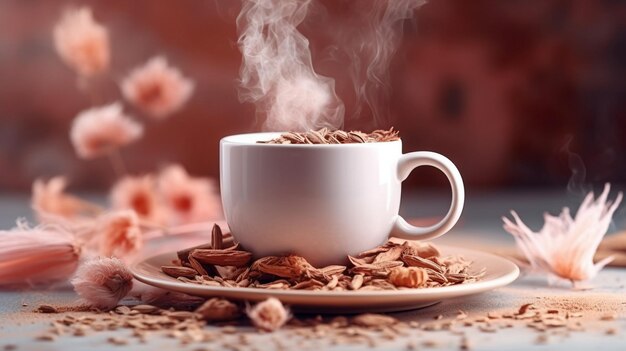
[220,132,402,266]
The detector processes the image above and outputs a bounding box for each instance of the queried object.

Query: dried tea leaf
[177,243,213,263]
[37,305,58,313]
[319,265,347,276]
[252,255,314,279]
[426,269,448,284]
[131,304,160,314]
[188,255,209,276]
[352,314,398,327]
[211,224,223,250]
[161,265,198,279]
[518,303,533,315]
[401,254,444,273]
[261,128,400,144]
[326,275,340,289]
[292,279,325,290]
[195,298,240,322]
[357,241,398,258]
[373,245,404,263]
[350,274,364,290]
[401,241,440,259]
[191,249,252,267]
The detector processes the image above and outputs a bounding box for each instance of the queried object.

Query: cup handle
[391,151,465,240]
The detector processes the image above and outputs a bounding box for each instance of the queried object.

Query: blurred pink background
[1,0,624,192]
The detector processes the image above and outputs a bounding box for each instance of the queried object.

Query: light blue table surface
[0,191,625,350]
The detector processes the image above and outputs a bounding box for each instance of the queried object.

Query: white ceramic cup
[220,133,464,266]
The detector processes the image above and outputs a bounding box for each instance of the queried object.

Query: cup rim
[221,132,401,147]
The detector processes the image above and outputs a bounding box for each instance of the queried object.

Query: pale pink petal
[157,164,222,225]
[121,56,194,119]
[110,175,164,225]
[502,184,622,284]
[53,7,110,76]
[91,210,143,260]
[246,298,290,331]
[31,176,102,221]
[70,102,143,159]
[0,220,80,286]
[71,257,133,310]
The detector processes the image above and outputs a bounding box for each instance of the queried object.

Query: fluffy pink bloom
[0,220,81,286]
[157,164,222,225]
[32,176,102,221]
[70,102,143,159]
[96,210,143,259]
[503,184,622,285]
[53,7,110,77]
[71,257,133,310]
[121,56,194,119]
[110,175,164,225]
[246,298,290,331]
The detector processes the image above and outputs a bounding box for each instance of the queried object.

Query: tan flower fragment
[503,184,622,284]
[388,267,429,288]
[53,7,110,76]
[246,298,290,332]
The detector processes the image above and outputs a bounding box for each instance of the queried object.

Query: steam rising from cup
[337,0,426,126]
[237,0,344,131]
[237,0,426,131]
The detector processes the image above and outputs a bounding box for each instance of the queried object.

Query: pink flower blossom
[70,102,143,159]
[110,175,164,225]
[246,298,290,331]
[0,220,81,286]
[96,210,143,259]
[53,7,110,77]
[71,257,133,310]
[121,56,194,119]
[157,164,222,225]
[503,184,622,285]
[31,177,102,221]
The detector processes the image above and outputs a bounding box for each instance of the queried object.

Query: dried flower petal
[110,175,164,225]
[32,177,102,221]
[246,298,290,331]
[503,184,622,284]
[121,56,194,119]
[70,103,143,159]
[71,257,133,310]
[0,220,80,286]
[96,210,143,259]
[158,164,222,225]
[53,7,109,76]
[195,298,240,322]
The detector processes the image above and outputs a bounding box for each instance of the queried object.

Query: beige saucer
[131,245,519,313]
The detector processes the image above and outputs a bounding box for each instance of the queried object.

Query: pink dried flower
[503,184,622,285]
[0,220,81,286]
[53,7,110,77]
[157,164,222,225]
[121,56,194,119]
[70,102,143,159]
[71,257,133,310]
[110,175,164,225]
[246,298,290,331]
[96,210,143,259]
[32,176,102,221]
